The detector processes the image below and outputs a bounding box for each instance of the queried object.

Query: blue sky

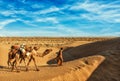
[0,0,120,37]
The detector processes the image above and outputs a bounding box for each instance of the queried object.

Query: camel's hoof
[26,68,29,71]
[16,70,20,73]
[10,69,14,72]
[11,70,13,72]
[36,69,39,71]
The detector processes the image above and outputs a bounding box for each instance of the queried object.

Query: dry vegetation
[0,37,112,46]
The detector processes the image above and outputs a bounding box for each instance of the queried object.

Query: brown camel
[8,45,52,72]
[7,45,20,67]
[25,46,40,71]
[20,47,53,71]
[7,45,27,72]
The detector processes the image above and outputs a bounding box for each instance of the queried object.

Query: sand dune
[64,38,120,81]
[0,37,119,81]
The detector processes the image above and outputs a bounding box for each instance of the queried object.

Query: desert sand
[0,37,119,81]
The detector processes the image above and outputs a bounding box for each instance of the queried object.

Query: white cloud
[41,6,60,14]
[18,0,26,3]
[0,10,28,17]
[0,24,118,37]
[0,19,16,29]
[34,6,60,14]
[100,27,112,33]
[0,30,66,37]
[1,10,14,16]
[17,18,37,27]
[70,1,101,13]
[31,4,44,8]
[36,17,59,24]
[42,25,92,37]
[70,0,120,23]
[115,19,120,23]
[21,0,26,3]
[15,17,59,27]
[100,32,120,37]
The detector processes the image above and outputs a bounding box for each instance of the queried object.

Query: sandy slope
[0,38,119,81]
[0,55,105,81]
[0,45,10,66]
[64,38,120,81]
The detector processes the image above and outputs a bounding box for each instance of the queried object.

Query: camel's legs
[32,56,39,71]
[7,51,13,68]
[23,58,27,71]
[26,55,39,71]
[19,58,22,64]
[14,61,20,72]
[11,54,20,72]
[19,58,22,69]
[26,57,32,71]
[7,59,12,68]
[11,60,15,72]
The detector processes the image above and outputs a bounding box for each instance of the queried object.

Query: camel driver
[55,47,64,66]
[19,43,26,55]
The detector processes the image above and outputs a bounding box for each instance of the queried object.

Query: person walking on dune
[55,47,63,66]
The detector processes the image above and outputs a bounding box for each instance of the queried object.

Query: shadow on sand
[40,64,58,67]
[47,58,57,64]
[0,66,11,72]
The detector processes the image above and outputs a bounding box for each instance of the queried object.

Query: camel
[25,46,40,71]
[7,45,52,72]
[7,45,27,72]
[7,45,39,72]
[7,45,19,67]
[23,47,53,71]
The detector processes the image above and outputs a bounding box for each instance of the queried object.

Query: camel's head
[33,46,40,51]
[42,49,52,57]
[25,46,33,52]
